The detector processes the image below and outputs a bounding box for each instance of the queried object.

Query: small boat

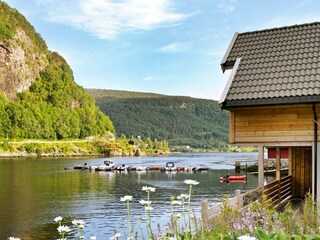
[147,166,165,172]
[177,166,189,171]
[95,160,116,171]
[193,165,209,172]
[220,174,247,183]
[165,162,177,171]
[74,163,89,170]
[89,165,100,171]
[116,164,129,172]
[129,166,145,171]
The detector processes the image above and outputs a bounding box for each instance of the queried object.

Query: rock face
[0,28,48,100]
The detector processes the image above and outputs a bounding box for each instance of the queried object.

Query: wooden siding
[229,104,320,144]
[291,147,312,198]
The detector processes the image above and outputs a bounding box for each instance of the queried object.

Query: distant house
[219,22,320,200]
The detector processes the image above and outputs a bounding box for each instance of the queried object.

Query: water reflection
[0,152,259,239]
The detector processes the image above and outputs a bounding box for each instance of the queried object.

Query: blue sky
[4,0,320,100]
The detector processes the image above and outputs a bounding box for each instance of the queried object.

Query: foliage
[87,89,229,150]
[0,2,115,140]
[0,136,169,157]
[0,0,47,50]
[0,52,115,139]
[202,193,320,240]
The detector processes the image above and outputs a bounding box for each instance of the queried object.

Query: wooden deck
[201,175,293,224]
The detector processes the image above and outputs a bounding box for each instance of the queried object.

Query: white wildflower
[142,186,156,192]
[139,199,152,206]
[175,213,181,218]
[145,206,153,211]
[120,195,133,202]
[8,237,21,240]
[184,179,199,185]
[238,235,257,240]
[110,232,121,239]
[72,219,86,227]
[57,225,71,234]
[171,200,182,206]
[177,194,189,200]
[54,216,63,222]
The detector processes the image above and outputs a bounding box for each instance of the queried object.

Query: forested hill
[0,2,114,140]
[87,89,229,150]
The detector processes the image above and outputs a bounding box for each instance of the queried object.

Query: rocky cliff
[0,28,48,100]
[0,2,115,140]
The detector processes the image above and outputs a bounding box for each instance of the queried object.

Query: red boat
[220,175,247,182]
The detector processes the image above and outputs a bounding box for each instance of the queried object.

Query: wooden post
[235,161,241,172]
[235,189,243,209]
[258,146,264,187]
[276,147,281,181]
[201,200,208,225]
[288,147,292,176]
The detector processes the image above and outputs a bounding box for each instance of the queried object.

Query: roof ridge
[238,21,320,36]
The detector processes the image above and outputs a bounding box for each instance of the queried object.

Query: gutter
[313,104,318,200]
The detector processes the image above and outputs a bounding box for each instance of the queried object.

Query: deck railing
[201,187,263,224]
[201,175,292,224]
[263,175,292,206]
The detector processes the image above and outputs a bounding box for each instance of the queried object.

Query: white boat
[193,165,209,171]
[116,164,129,172]
[95,160,116,171]
[165,162,177,171]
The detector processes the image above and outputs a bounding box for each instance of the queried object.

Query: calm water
[0,152,259,239]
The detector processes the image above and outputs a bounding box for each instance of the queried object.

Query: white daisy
[238,235,257,240]
[54,216,63,222]
[139,199,152,206]
[184,179,199,185]
[171,200,182,206]
[120,195,133,202]
[177,194,189,199]
[72,219,86,227]
[142,186,156,192]
[57,225,71,234]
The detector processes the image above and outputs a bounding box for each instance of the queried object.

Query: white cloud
[143,76,156,81]
[217,0,238,12]
[157,42,192,53]
[37,0,188,40]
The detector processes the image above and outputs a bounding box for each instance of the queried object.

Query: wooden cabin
[219,22,320,201]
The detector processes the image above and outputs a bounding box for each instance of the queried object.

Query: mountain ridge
[86,88,229,150]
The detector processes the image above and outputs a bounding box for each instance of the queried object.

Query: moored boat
[116,164,129,172]
[165,162,177,171]
[192,165,209,171]
[220,174,247,183]
[147,166,165,172]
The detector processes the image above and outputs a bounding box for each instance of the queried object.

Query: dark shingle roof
[220,22,320,108]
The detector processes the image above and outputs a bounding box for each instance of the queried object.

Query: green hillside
[0,1,114,140]
[87,89,229,150]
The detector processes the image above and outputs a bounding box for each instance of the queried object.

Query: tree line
[87,89,229,150]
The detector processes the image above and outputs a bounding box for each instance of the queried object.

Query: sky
[4,0,320,100]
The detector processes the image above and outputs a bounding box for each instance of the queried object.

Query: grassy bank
[0,138,168,158]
